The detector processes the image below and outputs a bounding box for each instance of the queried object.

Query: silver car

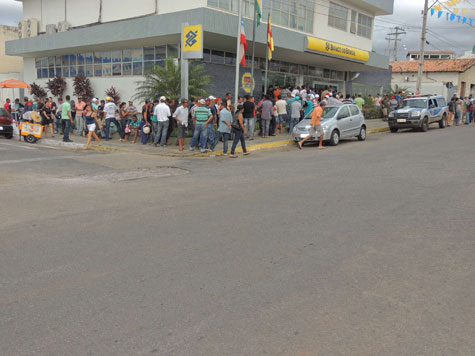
[291,104,367,146]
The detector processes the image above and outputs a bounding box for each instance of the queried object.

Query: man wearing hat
[189,99,212,153]
[173,99,189,151]
[104,96,124,141]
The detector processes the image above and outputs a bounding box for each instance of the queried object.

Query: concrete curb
[39,126,390,157]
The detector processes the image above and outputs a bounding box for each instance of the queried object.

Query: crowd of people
[4,84,474,154]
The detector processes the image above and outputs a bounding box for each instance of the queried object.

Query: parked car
[0,108,14,139]
[291,104,366,146]
[388,95,448,132]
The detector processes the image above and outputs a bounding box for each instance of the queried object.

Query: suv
[388,95,448,132]
[0,108,14,139]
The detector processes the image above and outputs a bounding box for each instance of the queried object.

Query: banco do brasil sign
[305,37,369,63]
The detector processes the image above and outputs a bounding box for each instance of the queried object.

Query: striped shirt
[193,106,211,124]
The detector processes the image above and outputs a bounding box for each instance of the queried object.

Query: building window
[350,10,357,33]
[328,2,348,31]
[208,0,314,33]
[357,13,372,39]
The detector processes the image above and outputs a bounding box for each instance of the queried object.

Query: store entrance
[312,81,340,93]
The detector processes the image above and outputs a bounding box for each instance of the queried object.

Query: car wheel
[439,114,447,129]
[329,130,339,146]
[24,134,37,143]
[390,128,398,133]
[5,133,13,139]
[420,117,429,132]
[357,126,366,141]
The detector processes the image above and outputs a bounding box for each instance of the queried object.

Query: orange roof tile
[391,59,475,73]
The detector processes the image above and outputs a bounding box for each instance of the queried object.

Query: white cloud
[0,0,23,26]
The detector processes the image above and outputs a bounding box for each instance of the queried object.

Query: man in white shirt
[275,95,288,135]
[173,99,189,151]
[104,96,123,141]
[153,96,171,147]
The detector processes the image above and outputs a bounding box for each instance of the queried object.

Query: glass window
[350,10,357,33]
[102,64,112,76]
[144,61,154,74]
[85,65,93,77]
[41,57,48,67]
[112,63,121,76]
[122,49,132,62]
[328,2,348,31]
[279,61,289,73]
[77,54,84,65]
[35,58,41,68]
[167,44,179,58]
[77,66,85,76]
[48,56,55,68]
[144,47,154,61]
[63,66,70,77]
[324,69,331,78]
[55,67,62,77]
[155,45,166,59]
[122,62,132,76]
[225,52,236,65]
[289,63,298,74]
[69,65,76,77]
[211,50,224,64]
[85,53,93,64]
[132,49,143,62]
[299,65,309,75]
[62,55,69,66]
[269,60,280,72]
[357,13,372,39]
[350,105,360,116]
[111,51,121,63]
[49,67,55,78]
[55,56,62,66]
[155,59,165,67]
[133,62,143,75]
[102,52,111,63]
[41,68,48,78]
[94,65,102,77]
[337,106,350,119]
[94,52,102,64]
[37,68,41,78]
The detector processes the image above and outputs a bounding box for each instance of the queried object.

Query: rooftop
[407,50,455,54]
[390,58,475,73]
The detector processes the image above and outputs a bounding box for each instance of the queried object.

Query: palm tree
[134,59,211,101]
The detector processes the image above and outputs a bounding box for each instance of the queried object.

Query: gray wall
[346,68,392,95]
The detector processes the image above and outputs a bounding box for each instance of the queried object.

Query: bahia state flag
[256,0,262,26]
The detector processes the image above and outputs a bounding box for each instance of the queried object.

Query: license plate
[397,119,406,123]
[300,134,308,138]
[0,126,3,130]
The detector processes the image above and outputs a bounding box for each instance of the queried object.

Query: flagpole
[264,12,269,95]
[250,0,257,96]
[234,0,243,109]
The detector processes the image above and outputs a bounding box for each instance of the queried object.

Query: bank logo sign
[182,25,203,59]
[305,37,369,63]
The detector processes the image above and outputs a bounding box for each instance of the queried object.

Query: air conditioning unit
[27,18,39,37]
[57,21,70,32]
[46,24,57,35]
[18,20,28,39]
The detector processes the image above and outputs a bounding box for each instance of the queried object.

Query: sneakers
[189,147,195,151]
[63,139,73,142]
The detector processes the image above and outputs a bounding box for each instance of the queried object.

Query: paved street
[1,126,474,356]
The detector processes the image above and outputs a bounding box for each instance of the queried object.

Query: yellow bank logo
[183,25,202,52]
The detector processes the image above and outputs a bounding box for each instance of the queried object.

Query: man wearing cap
[190,99,212,153]
[298,100,326,150]
[173,99,189,151]
[153,96,171,147]
[104,96,123,141]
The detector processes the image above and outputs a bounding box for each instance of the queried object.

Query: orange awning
[0,79,31,89]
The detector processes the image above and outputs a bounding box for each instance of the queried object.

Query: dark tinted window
[437,97,447,107]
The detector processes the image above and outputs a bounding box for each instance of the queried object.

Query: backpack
[231,114,242,130]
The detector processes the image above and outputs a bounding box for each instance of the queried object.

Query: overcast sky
[1,0,473,60]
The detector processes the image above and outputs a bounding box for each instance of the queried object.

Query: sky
[0,0,473,61]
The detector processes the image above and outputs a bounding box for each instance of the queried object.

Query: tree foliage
[105,86,121,104]
[389,84,409,97]
[30,82,47,99]
[46,75,67,98]
[134,59,211,101]
[73,75,95,102]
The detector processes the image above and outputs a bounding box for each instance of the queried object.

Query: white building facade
[7,0,394,101]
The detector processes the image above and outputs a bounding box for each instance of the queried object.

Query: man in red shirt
[4,98,11,113]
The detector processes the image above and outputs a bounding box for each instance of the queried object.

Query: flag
[267,16,274,61]
[239,16,248,66]
[256,0,262,26]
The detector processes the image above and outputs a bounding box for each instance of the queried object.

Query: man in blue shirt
[210,101,232,155]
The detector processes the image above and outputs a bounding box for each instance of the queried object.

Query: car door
[427,99,437,123]
[336,105,352,137]
[349,105,363,134]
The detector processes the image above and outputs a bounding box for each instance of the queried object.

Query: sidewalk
[39,119,389,157]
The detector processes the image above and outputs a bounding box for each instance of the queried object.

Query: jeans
[289,117,299,133]
[261,119,270,136]
[76,115,84,135]
[190,124,208,151]
[207,122,215,148]
[105,117,124,140]
[269,116,276,135]
[153,120,169,146]
[55,115,61,133]
[231,129,247,155]
[465,111,471,124]
[244,117,256,139]
[140,120,149,144]
[455,110,462,125]
[151,121,159,141]
[61,119,71,141]
[211,131,230,153]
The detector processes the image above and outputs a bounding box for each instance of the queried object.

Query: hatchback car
[291,104,366,146]
[388,95,448,132]
[0,108,14,139]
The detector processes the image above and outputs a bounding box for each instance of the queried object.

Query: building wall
[391,71,460,99]
[0,26,23,74]
[458,65,475,97]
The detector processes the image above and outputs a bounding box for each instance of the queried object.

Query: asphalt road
[1,126,474,356]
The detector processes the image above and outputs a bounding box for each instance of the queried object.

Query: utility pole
[385,36,392,58]
[416,0,429,94]
[392,27,406,61]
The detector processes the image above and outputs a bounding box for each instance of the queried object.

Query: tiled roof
[391,59,475,73]
[407,50,455,54]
